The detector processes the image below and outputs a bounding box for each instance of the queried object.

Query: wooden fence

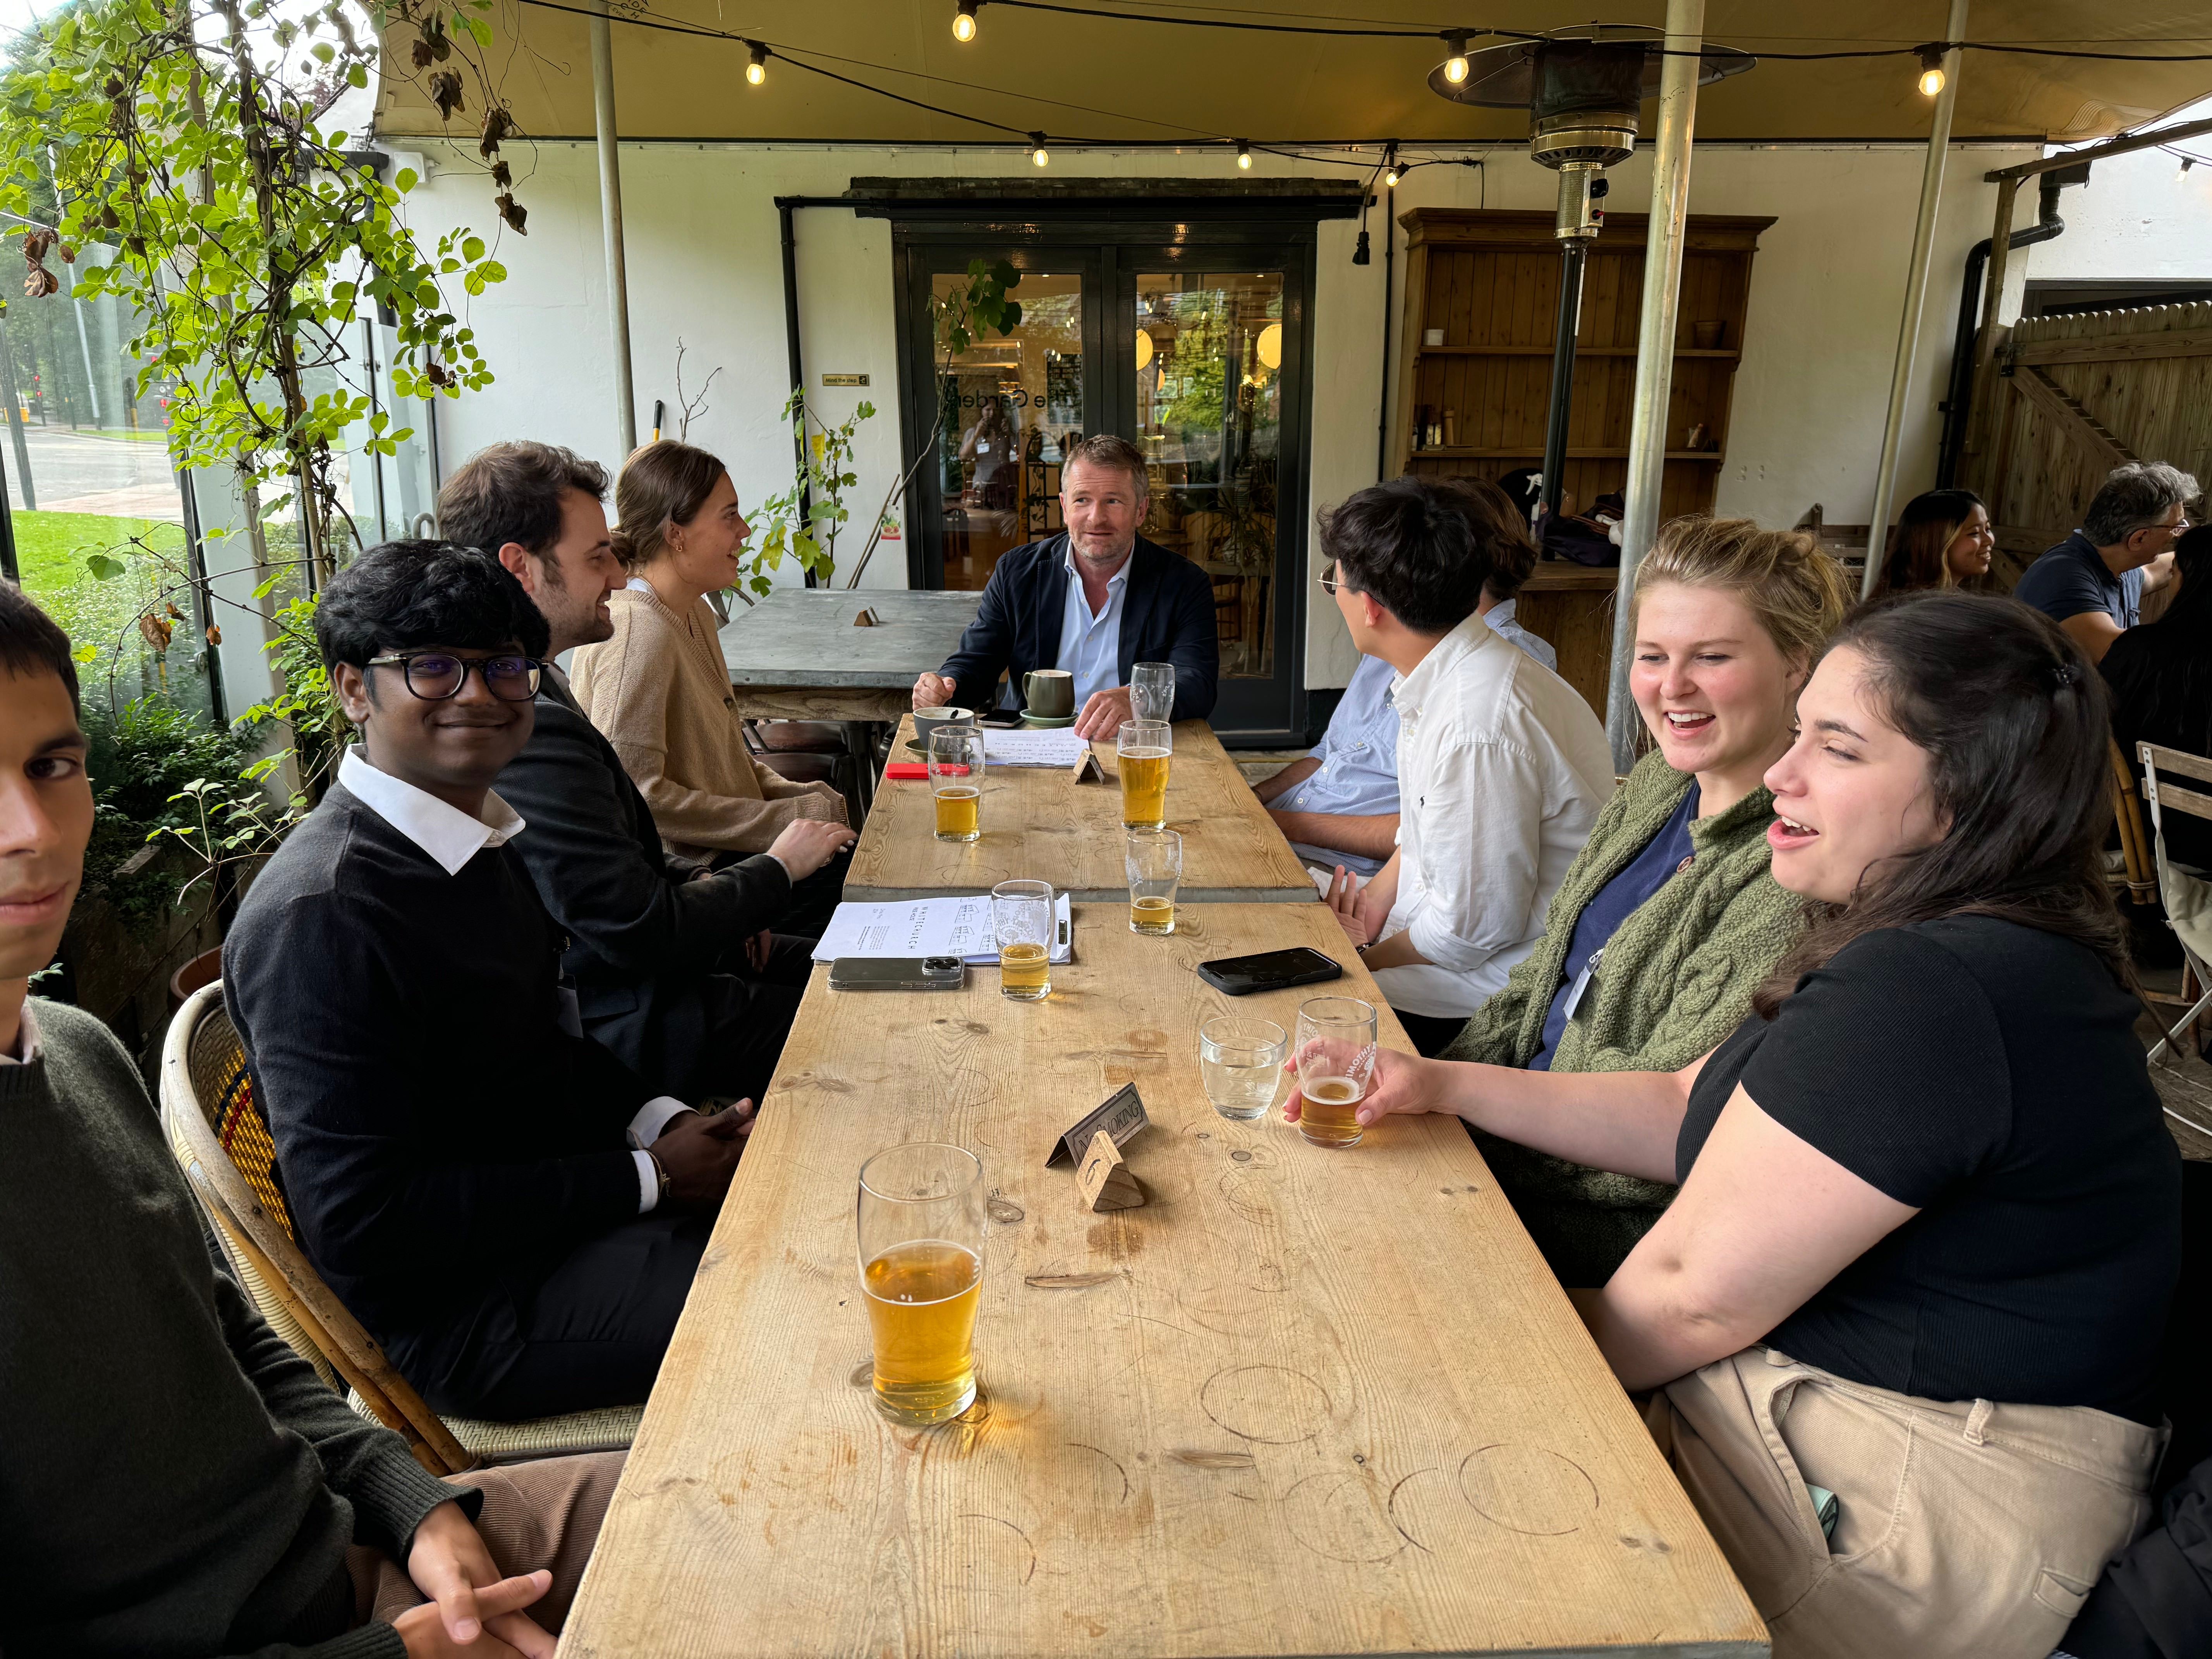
[1963,299,2212,588]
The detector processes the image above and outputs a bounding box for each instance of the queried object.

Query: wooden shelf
[1407,446,1724,461]
[1414,344,1741,359]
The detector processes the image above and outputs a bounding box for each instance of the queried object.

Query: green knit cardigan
[1443,748,1806,1233]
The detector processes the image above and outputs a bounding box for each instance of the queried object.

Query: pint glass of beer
[929,727,985,843]
[1294,996,1379,1149]
[1125,829,1182,934]
[991,878,1054,1001]
[857,1142,986,1425]
[1117,719,1171,831]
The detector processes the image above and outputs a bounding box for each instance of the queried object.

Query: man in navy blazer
[914,434,1220,738]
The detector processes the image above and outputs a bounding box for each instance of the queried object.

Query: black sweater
[0,999,467,1658]
[223,784,651,1394]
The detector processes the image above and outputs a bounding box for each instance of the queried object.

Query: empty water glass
[1199,1015,1287,1121]
[1130,661,1175,724]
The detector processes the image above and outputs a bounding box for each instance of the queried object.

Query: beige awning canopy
[374,2,2212,147]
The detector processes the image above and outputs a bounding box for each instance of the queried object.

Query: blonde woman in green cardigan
[1445,517,1852,1285]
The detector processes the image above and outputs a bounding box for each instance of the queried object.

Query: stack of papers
[981,728,1092,767]
[809,894,1075,965]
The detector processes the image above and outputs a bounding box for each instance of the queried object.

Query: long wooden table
[845,715,1318,903]
[562,905,1765,1658]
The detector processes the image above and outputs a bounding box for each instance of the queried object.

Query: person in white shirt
[1319,477,1616,1055]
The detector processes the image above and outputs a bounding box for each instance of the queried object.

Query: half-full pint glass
[992,878,1054,1000]
[1295,996,1379,1149]
[1117,719,1171,831]
[929,728,985,843]
[858,1142,986,1425]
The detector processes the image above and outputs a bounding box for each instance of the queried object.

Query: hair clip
[2047,661,2081,690]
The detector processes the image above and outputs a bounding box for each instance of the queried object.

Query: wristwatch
[647,1149,673,1208]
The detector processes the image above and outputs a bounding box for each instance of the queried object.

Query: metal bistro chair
[158,982,644,1472]
[2136,742,2212,1067]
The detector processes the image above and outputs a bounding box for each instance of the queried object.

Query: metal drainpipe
[1934,171,2071,488]
[1604,0,1704,772]
[1858,0,1969,599]
[1539,232,1588,525]
[778,198,817,587]
[591,0,637,456]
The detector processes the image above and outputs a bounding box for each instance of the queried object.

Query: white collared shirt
[1369,615,1616,1019]
[1482,598,1558,673]
[1054,544,1132,710]
[338,746,690,1210]
[0,999,38,1066]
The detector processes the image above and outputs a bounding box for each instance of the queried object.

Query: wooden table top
[561,905,1765,1659]
[720,590,982,723]
[845,716,1318,904]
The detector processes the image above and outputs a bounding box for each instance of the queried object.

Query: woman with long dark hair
[1294,593,2181,1659]
[1879,487,1992,593]
[2103,523,2212,868]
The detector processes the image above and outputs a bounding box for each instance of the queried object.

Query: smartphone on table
[1196,946,1345,997]
[827,957,967,992]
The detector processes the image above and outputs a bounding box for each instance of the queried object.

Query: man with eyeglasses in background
[2015,460,2198,666]
[225,541,749,1422]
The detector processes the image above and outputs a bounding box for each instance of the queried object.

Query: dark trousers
[775,845,851,937]
[1394,1009,1468,1059]
[426,1211,714,1420]
[673,932,812,1105]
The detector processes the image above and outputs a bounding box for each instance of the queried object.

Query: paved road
[2,424,358,520]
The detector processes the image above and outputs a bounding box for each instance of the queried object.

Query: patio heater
[1432,28,1753,532]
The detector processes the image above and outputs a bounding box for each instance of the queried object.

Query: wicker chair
[158,982,644,1473]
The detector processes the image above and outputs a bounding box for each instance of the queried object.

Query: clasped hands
[393,1500,550,1657]
[912,672,1141,741]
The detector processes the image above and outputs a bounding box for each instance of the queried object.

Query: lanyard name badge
[1561,946,1604,1023]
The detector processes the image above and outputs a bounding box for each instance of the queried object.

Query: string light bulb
[1236,140,1252,171]
[1916,45,1945,98]
[1442,31,1469,85]
[953,1,977,43]
[2181,155,2197,184]
[746,43,768,86]
[1029,132,1049,168]
[1384,162,1401,187]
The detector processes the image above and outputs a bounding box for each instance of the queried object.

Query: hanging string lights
[1236,140,1252,170]
[953,1,978,44]
[1916,45,1946,97]
[746,42,768,85]
[1029,131,1049,167]
[1441,32,1471,85]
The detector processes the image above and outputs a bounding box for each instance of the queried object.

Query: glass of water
[1199,1015,1287,1121]
[1295,996,1379,1149]
[1130,661,1175,724]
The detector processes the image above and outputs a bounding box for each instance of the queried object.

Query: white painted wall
[392,137,2039,689]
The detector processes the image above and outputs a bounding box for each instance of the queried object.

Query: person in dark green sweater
[0,583,620,1658]
[1444,517,1852,1284]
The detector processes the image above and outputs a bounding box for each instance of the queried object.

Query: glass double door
[898,230,1313,742]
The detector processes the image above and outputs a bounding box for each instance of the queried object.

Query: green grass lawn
[13,510,186,589]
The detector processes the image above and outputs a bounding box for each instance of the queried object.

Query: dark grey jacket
[493,673,792,1092]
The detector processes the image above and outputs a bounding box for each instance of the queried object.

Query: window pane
[933,269,1083,591]
[1136,272,1284,680]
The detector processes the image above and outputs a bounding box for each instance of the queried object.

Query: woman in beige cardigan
[573,441,854,926]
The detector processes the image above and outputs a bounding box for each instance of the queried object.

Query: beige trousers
[347,1450,626,1635]
[1647,1348,2164,1659]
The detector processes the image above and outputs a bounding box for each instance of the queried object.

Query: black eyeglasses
[365,652,543,702]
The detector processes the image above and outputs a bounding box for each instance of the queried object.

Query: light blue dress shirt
[1483,598,1556,672]
[1054,545,1131,710]
[1282,653,1400,876]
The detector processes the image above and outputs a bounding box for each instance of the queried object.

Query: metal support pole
[0,313,36,512]
[1604,0,1703,771]
[591,0,637,456]
[1540,237,1587,526]
[1858,0,1967,599]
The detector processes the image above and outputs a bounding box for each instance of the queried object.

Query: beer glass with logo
[1130,661,1175,724]
[1116,719,1171,831]
[992,878,1054,1001]
[929,727,985,843]
[857,1143,985,1425]
[1125,829,1182,934]
[1295,996,1379,1149]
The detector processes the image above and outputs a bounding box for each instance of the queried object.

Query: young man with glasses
[225,542,748,1421]
[2015,460,2198,666]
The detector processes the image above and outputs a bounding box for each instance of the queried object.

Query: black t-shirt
[1679,916,2180,1422]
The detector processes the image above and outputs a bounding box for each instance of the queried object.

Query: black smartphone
[1196,946,1346,997]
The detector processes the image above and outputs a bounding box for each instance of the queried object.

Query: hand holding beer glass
[1117,719,1171,831]
[1291,996,1379,1148]
[857,1143,985,1425]
[991,878,1054,1001]
[929,727,985,843]
[1126,829,1182,934]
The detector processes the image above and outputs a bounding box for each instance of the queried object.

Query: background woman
[2103,523,2212,869]
[1293,594,2180,1659]
[1448,517,1851,1285]
[1879,487,1992,593]
[572,441,854,932]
